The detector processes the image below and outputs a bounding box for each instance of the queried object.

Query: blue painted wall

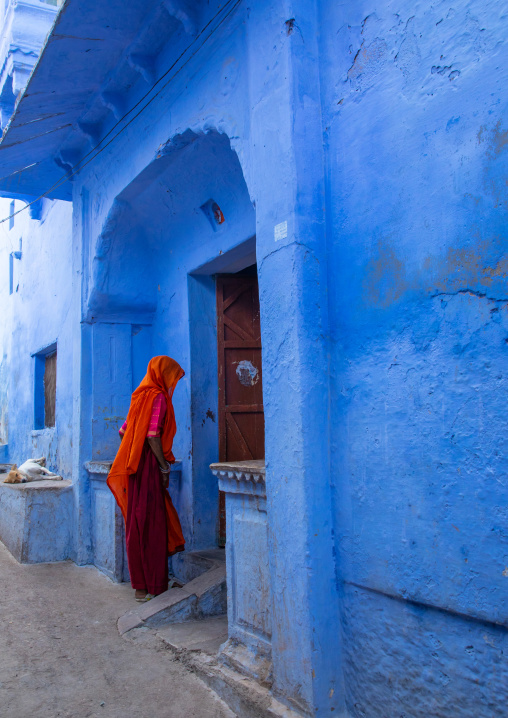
[0,0,506,715]
[0,197,73,478]
[0,195,75,565]
[321,1,508,715]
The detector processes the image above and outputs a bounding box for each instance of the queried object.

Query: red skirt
[125,443,180,595]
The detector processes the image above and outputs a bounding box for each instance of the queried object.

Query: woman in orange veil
[108,356,185,601]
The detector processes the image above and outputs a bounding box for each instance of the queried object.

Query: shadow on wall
[86,129,254,321]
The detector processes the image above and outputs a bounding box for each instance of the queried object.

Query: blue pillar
[71,189,93,565]
[248,1,342,714]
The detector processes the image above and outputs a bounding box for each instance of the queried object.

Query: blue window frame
[33,343,57,429]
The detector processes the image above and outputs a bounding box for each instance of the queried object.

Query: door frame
[187,236,259,549]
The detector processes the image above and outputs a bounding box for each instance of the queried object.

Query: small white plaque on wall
[274,221,288,242]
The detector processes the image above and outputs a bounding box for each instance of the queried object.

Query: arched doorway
[85,129,259,575]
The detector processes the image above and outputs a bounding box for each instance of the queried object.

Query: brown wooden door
[216,274,265,544]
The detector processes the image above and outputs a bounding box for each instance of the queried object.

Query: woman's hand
[147,436,171,490]
[160,471,170,490]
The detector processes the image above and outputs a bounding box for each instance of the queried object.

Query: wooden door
[216,274,264,544]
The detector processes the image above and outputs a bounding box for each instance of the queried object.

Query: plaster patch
[235,360,259,386]
[347,37,388,83]
[394,16,421,90]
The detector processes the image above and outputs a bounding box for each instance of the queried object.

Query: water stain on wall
[364,239,508,308]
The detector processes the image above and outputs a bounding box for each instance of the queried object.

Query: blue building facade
[0,1,506,716]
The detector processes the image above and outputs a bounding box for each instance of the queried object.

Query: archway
[86,129,258,574]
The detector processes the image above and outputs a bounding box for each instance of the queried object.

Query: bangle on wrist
[159,462,170,474]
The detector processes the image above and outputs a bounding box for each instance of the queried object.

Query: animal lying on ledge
[4,457,63,483]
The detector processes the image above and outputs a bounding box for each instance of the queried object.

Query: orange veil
[107,355,185,554]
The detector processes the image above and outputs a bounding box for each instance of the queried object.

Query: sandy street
[0,542,234,718]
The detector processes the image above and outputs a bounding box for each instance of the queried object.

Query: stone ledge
[0,476,72,491]
[84,460,113,475]
[0,475,73,563]
[85,459,183,481]
[31,428,55,438]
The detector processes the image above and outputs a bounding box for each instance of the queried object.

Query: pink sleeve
[119,420,127,437]
[147,393,167,437]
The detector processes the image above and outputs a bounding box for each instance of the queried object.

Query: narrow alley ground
[0,541,235,718]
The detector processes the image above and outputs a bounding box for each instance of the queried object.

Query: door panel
[225,412,265,460]
[224,348,263,406]
[216,274,265,544]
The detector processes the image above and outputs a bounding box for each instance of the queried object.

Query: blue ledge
[85,459,183,481]
[0,477,73,563]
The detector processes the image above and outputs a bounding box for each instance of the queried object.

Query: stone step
[117,562,227,636]
[171,547,225,583]
[157,615,228,655]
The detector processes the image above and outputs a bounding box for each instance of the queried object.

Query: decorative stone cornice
[210,460,266,498]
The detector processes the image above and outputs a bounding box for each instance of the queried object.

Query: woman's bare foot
[135,589,148,602]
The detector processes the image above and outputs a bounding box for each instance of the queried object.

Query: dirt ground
[0,541,235,718]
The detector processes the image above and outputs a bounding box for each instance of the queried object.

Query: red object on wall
[212,202,225,225]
